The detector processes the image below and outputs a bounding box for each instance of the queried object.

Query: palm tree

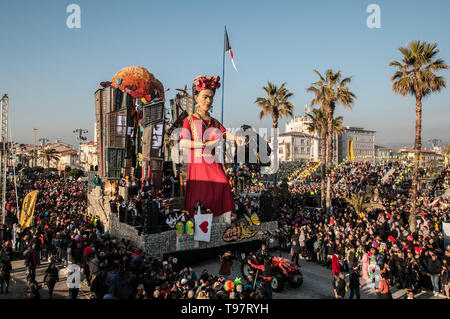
[255,82,295,129]
[389,40,449,232]
[307,70,356,213]
[28,149,39,167]
[41,148,60,168]
[443,142,450,158]
[255,82,295,185]
[306,108,327,208]
[306,108,343,208]
[330,116,344,164]
[345,193,384,219]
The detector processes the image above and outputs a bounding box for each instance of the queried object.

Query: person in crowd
[1,157,448,300]
[348,264,361,299]
[403,289,416,299]
[377,272,392,299]
[290,229,301,266]
[333,273,346,299]
[219,252,233,279]
[0,255,12,294]
[43,261,59,299]
[440,259,449,299]
[24,245,39,282]
[426,252,443,296]
[26,274,40,299]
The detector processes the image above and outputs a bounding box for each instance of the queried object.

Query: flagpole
[221,25,226,124]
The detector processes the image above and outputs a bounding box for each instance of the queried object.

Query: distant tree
[255,81,295,129]
[40,148,60,168]
[443,143,450,157]
[28,149,39,167]
[255,81,295,184]
[305,108,344,208]
[67,168,84,179]
[307,69,356,213]
[32,166,44,174]
[345,193,384,219]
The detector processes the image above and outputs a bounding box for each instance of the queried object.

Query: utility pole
[39,137,49,146]
[73,129,88,168]
[33,128,38,167]
[1,94,8,224]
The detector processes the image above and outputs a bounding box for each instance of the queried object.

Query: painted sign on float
[176,233,199,251]
[222,220,260,242]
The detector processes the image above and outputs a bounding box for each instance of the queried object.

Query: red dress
[180,114,235,217]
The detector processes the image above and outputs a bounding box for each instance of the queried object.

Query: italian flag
[225,30,238,72]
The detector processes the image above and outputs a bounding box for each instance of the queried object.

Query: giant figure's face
[195,89,215,113]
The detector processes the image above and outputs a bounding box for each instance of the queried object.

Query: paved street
[1,255,91,299]
[192,250,447,300]
[0,250,446,299]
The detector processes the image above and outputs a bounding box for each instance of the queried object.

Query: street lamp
[39,137,49,146]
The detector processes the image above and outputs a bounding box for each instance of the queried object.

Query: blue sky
[0,0,449,148]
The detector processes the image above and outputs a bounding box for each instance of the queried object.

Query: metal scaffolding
[0,94,8,224]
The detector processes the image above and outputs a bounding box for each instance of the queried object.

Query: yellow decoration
[20,190,39,229]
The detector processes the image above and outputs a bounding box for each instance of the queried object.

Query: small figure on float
[179,75,247,224]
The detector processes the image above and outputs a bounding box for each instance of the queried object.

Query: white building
[340,127,376,162]
[58,150,80,170]
[80,141,98,171]
[269,106,320,162]
[271,105,376,164]
[277,132,317,162]
[15,140,75,168]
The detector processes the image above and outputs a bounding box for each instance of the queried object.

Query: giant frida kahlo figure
[179,75,246,224]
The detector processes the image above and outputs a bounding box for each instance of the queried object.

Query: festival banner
[194,213,213,242]
[19,190,39,229]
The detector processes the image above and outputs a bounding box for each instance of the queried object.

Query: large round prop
[111,66,165,100]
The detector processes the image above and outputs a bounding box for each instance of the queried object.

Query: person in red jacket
[332,253,341,276]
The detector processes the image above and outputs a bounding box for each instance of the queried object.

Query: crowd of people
[0,157,448,299]
[278,160,450,299]
[0,172,270,299]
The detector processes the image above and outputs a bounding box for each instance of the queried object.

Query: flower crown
[193,75,221,92]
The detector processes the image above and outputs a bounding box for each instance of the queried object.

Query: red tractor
[240,252,303,292]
